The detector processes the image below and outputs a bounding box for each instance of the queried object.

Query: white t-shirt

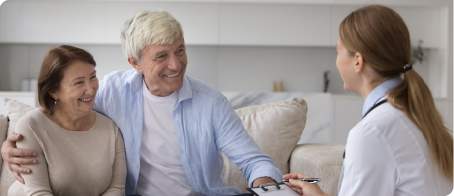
[136,81,196,196]
[339,101,453,195]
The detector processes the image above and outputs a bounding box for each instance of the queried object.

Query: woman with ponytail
[284,4,453,196]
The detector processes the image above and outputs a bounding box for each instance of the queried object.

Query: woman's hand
[283,173,329,196]
[1,133,38,184]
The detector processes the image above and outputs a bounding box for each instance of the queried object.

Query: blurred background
[0,0,452,144]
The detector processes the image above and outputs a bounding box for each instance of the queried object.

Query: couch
[0,98,344,196]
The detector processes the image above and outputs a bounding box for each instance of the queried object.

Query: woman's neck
[46,109,95,131]
[359,77,390,100]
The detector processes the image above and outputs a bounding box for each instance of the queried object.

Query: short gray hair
[120,10,184,61]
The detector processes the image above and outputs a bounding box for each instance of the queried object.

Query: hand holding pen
[283,173,329,196]
[283,178,320,183]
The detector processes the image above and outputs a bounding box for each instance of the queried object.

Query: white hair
[120,10,184,61]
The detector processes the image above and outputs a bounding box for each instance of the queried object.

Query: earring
[54,100,57,105]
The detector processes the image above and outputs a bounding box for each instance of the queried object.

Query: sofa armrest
[0,115,8,176]
[289,143,344,196]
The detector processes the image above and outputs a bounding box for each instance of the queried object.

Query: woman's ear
[49,91,58,100]
[354,52,364,73]
[128,57,143,74]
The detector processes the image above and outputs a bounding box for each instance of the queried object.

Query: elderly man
[1,10,283,196]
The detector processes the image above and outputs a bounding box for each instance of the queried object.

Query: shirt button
[136,165,139,168]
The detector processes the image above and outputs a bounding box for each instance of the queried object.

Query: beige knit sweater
[8,109,126,196]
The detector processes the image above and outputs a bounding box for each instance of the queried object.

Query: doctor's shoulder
[361,102,415,131]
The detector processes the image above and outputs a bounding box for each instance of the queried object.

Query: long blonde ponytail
[340,4,453,181]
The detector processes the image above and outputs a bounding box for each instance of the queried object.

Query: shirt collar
[127,71,144,95]
[362,77,402,116]
[128,71,193,103]
[177,74,193,103]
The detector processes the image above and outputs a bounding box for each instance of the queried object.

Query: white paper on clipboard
[249,184,300,196]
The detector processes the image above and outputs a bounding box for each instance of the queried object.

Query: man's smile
[165,72,180,78]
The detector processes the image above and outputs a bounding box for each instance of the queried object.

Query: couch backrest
[0,114,8,176]
[0,114,15,196]
[222,98,308,193]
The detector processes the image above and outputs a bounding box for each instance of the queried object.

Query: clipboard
[246,182,300,196]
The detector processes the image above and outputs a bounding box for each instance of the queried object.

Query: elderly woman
[7,45,126,196]
[284,5,453,196]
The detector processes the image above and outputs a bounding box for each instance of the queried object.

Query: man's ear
[128,57,143,74]
[353,52,364,73]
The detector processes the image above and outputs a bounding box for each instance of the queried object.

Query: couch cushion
[0,98,35,196]
[222,98,307,193]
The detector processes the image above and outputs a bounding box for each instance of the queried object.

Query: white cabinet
[222,0,336,5]
[105,2,219,45]
[0,1,220,45]
[393,6,442,48]
[219,4,331,46]
[0,1,449,48]
[25,2,106,44]
[336,0,452,6]
[0,1,24,43]
[330,5,361,46]
[0,1,107,43]
[330,5,442,48]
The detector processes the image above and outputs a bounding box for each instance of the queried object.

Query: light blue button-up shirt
[362,77,402,116]
[94,69,283,196]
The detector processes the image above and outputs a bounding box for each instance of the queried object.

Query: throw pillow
[222,98,307,193]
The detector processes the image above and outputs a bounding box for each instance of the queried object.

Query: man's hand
[1,133,38,184]
[252,177,275,187]
[283,173,329,196]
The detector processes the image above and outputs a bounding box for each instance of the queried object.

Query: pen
[283,178,321,183]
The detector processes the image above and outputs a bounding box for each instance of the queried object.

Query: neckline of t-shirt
[38,109,98,133]
[142,80,179,102]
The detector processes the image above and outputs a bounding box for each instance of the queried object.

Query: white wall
[0,44,433,94]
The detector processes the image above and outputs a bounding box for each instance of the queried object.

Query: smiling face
[336,40,361,93]
[51,60,98,116]
[129,36,187,97]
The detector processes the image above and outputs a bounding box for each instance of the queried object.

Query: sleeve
[15,117,54,196]
[93,78,107,115]
[214,96,283,187]
[102,128,127,196]
[338,122,397,196]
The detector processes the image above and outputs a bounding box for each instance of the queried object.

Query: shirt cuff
[248,164,284,188]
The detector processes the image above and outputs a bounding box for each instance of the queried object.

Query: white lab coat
[338,100,453,196]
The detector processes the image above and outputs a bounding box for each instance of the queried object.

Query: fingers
[6,147,37,159]
[10,163,32,174]
[288,179,326,196]
[292,188,303,195]
[285,182,301,189]
[12,171,25,184]
[289,178,307,188]
[1,133,37,180]
[7,133,23,142]
[283,173,311,180]
[8,156,37,165]
[2,133,37,162]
